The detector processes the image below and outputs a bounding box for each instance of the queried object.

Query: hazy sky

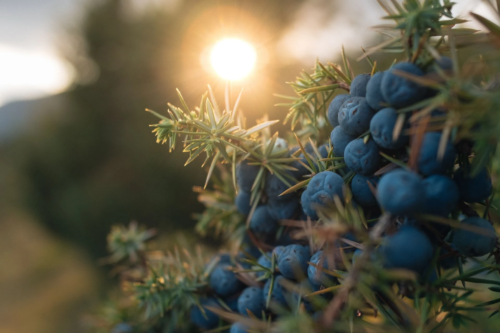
[0,0,497,107]
[0,0,83,106]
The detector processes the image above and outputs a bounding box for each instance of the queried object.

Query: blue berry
[422,175,459,217]
[263,275,288,307]
[301,171,345,220]
[327,94,350,127]
[381,62,426,108]
[267,197,300,220]
[237,160,260,192]
[230,323,248,333]
[256,252,272,278]
[428,56,453,72]
[451,217,496,257]
[351,248,379,265]
[338,232,359,253]
[438,246,458,270]
[417,132,456,176]
[111,323,133,333]
[268,137,289,155]
[307,250,338,287]
[209,264,244,297]
[380,225,434,273]
[190,297,220,330]
[351,174,379,207]
[330,126,357,157]
[402,269,438,299]
[238,286,265,317]
[250,205,279,238]
[344,139,380,175]
[369,107,408,149]
[290,146,309,179]
[377,170,425,216]
[338,97,375,136]
[365,71,386,110]
[235,191,252,215]
[277,244,311,280]
[318,144,330,159]
[290,144,329,179]
[273,246,287,260]
[350,74,371,97]
[276,230,295,246]
[225,295,240,313]
[352,248,363,265]
[454,167,492,203]
[266,173,295,203]
[241,236,262,259]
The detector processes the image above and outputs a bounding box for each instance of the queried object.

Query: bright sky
[0,0,82,106]
[0,0,179,107]
[0,0,497,107]
[278,0,499,63]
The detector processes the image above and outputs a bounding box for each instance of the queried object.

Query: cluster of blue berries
[191,58,497,332]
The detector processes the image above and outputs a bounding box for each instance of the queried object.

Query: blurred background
[0,0,496,332]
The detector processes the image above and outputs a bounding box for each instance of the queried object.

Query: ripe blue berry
[365,71,386,110]
[230,323,249,333]
[209,264,244,297]
[235,190,252,215]
[268,137,289,155]
[369,107,408,149]
[241,236,262,259]
[351,174,379,207]
[277,244,311,280]
[301,171,345,220]
[238,286,265,317]
[263,275,288,307]
[377,170,425,216]
[454,167,492,203]
[381,62,426,108]
[344,139,380,175]
[266,173,296,203]
[307,250,338,287]
[237,160,260,192]
[350,74,371,97]
[338,97,375,136]
[111,323,133,333]
[327,94,350,127]
[250,205,279,238]
[330,126,357,157]
[217,253,232,265]
[451,217,496,257]
[225,295,240,313]
[417,132,456,176]
[429,56,453,72]
[380,225,434,273]
[256,252,272,278]
[290,146,309,179]
[290,144,329,178]
[352,248,363,265]
[401,269,437,299]
[422,175,459,217]
[190,297,220,330]
[438,246,458,270]
[267,197,300,220]
[273,246,287,260]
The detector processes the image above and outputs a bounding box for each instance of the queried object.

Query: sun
[210,38,256,81]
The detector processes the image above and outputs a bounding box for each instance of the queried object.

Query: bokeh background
[0,0,497,332]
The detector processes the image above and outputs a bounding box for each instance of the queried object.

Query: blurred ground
[0,211,100,333]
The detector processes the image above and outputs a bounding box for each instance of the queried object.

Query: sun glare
[210,38,256,81]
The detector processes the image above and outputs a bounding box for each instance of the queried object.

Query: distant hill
[0,94,68,143]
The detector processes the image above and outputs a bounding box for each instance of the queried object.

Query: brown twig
[320,213,391,328]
